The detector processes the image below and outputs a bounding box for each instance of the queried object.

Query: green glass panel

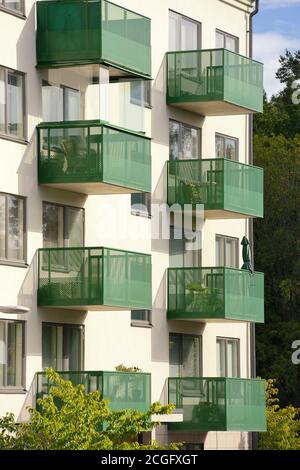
[167,49,263,114]
[38,121,151,193]
[168,377,266,432]
[37,247,152,310]
[167,267,264,323]
[36,371,151,413]
[102,248,152,309]
[36,0,151,78]
[102,126,151,192]
[167,158,263,218]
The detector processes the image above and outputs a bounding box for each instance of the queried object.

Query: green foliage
[115,364,142,373]
[0,369,177,450]
[259,379,300,450]
[254,51,300,406]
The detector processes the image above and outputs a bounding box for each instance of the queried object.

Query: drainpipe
[249,0,259,451]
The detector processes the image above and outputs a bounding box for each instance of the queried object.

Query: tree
[0,369,178,450]
[254,51,300,406]
[259,379,300,450]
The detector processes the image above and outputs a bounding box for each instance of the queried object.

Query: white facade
[0,0,261,450]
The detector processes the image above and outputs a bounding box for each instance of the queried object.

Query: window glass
[131,310,151,324]
[7,71,24,138]
[169,120,200,160]
[216,235,238,268]
[215,133,238,161]
[1,1,24,13]
[42,324,83,371]
[169,334,201,377]
[0,69,5,134]
[0,320,24,388]
[42,84,63,122]
[169,10,200,51]
[0,67,24,139]
[131,193,151,217]
[216,30,238,52]
[217,338,239,378]
[43,203,84,248]
[0,193,25,263]
[130,81,151,108]
[170,226,201,268]
[64,87,81,121]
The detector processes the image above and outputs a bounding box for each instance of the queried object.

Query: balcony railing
[167,267,264,323]
[168,377,266,431]
[38,121,151,194]
[167,49,263,115]
[38,247,152,310]
[167,158,264,219]
[36,0,151,79]
[36,371,151,412]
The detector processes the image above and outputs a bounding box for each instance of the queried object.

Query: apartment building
[0,0,266,450]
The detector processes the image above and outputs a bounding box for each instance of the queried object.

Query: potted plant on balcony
[115,364,143,402]
[186,282,209,313]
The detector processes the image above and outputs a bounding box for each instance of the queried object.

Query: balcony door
[169,333,201,377]
[169,11,201,51]
[42,323,83,372]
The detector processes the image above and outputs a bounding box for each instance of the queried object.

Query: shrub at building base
[0,369,177,450]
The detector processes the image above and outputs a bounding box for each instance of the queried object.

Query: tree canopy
[254,49,300,405]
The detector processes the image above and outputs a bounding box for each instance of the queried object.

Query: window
[0,320,24,389]
[169,120,201,160]
[216,235,239,268]
[169,10,201,51]
[42,323,84,371]
[169,333,201,377]
[0,193,25,263]
[131,310,152,326]
[131,193,151,218]
[130,81,151,108]
[216,30,239,53]
[0,1,24,14]
[170,226,201,268]
[42,202,84,248]
[217,337,240,377]
[216,133,238,161]
[42,81,81,122]
[0,66,25,139]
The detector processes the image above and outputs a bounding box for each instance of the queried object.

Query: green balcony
[36,0,151,79]
[167,267,264,323]
[36,371,151,412]
[167,49,263,115]
[38,121,151,195]
[38,247,152,311]
[168,377,266,432]
[167,158,264,219]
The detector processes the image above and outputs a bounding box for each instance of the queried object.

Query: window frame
[0,319,25,392]
[215,132,239,161]
[131,193,151,218]
[216,336,240,378]
[215,234,239,268]
[0,65,26,142]
[169,332,202,378]
[42,80,82,122]
[216,29,239,53]
[0,0,25,18]
[42,322,85,372]
[169,225,202,268]
[42,201,85,249]
[0,192,27,266]
[169,10,202,51]
[169,119,201,161]
[131,310,152,328]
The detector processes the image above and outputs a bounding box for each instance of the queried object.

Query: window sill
[0,5,26,20]
[0,133,28,145]
[0,388,27,394]
[131,321,153,329]
[131,210,152,219]
[0,260,28,268]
